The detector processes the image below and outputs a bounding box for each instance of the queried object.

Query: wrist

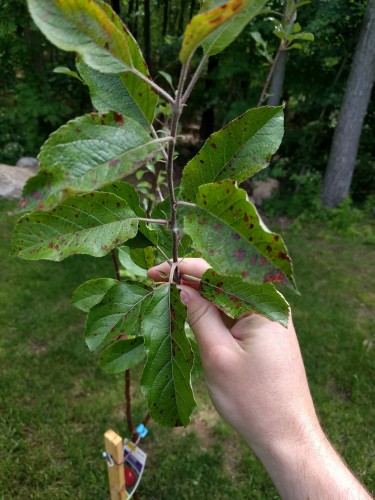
[254,426,371,500]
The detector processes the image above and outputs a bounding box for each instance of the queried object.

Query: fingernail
[180,290,190,305]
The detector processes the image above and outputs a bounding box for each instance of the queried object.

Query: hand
[148,259,372,499]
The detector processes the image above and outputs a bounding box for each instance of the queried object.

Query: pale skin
[148,258,372,500]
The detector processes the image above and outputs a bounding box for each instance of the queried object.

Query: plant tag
[123,438,147,498]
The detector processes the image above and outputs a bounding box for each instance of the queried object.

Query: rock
[0,164,36,200]
[16,157,39,171]
[252,178,280,207]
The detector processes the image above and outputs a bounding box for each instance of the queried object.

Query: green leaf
[12,192,139,261]
[19,112,161,212]
[85,282,153,352]
[76,59,156,126]
[200,269,289,326]
[183,181,297,289]
[158,71,174,91]
[99,338,145,374]
[28,0,149,74]
[180,0,254,63]
[130,247,157,270]
[180,106,284,202]
[72,278,118,312]
[287,32,314,42]
[102,181,157,247]
[117,247,149,281]
[53,66,83,81]
[201,0,267,57]
[141,285,196,427]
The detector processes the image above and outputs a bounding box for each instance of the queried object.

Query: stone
[252,178,280,207]
[16,157,39,171]
[0,164,36,200]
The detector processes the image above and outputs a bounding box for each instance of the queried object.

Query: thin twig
[130,67,175,105]
[182,54,209,104]
[111,249,122,282]
[166,62,190,281]
[257,42,285,107]
[125,369,135,434]
[137,217,169,225]
[175,201,196,208]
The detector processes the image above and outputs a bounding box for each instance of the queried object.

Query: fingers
[148,258,211,284]
[178,285,235,353]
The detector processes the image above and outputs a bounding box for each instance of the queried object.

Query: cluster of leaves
[12,0,297,428]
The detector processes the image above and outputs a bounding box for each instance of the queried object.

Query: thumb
[179,285,233,352]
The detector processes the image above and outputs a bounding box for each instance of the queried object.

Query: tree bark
[144,0,151,68]
[162,0,169,37]
[111,0,121,15]
[267,49,287,106]
[321,0,375,208]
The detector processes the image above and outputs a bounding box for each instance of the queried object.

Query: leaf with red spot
[27,0,158,123]
[141,284,196,427]
[76,58,156,127]
[11,192,139,262]
[85,282,153,352]
[183,181,297,289]
[201,0,267,56]
[18,112,161,213]
[180,0,254,63]
[200,269,289,326]
[180,106,284,203]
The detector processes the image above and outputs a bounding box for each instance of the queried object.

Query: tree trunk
[162,0,169,37]
[144,0,151,68]
[178,1,187,35]
[321,0,375,208]
[190,0,196,19]
[111,0,121,15]
[267,49,287,106]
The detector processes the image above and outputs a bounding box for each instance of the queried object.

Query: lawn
[0,197,374,499]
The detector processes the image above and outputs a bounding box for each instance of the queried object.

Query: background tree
[321,0,375,208]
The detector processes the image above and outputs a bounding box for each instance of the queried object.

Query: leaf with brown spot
[18,112,160,213]
[180,106,284,203]
[141,284,196,427]
[183,181,297,289]
[72,278,118,312]
[180,0,253,63]
[201,0,267,56]
[200,269,289,326]
[85,281,153,352]
[99,338,145,374]
[12,192,139,262]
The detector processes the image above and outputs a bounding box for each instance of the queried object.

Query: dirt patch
[29,340,48,354]
[172,404,219,448]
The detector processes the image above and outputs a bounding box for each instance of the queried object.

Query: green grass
[1,198,374,499]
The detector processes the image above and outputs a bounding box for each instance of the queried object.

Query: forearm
[255,429,372,500]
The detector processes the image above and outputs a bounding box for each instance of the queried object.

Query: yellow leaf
[179,0,248,63]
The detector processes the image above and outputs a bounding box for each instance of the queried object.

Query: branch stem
[257,42,285,107]
[182,54,209,104]
[166,62,190,281]
[130,67,175,104]
[137,217,169,225]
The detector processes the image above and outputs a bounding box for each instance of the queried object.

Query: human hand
[148,259,372,499]
[148,258,320,454]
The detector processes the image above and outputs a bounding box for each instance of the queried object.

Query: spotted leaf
[85,282,153,352]
[180,106,284,202]
[141,285,196,427]
[201,0,267,56]
[76,58,156,127]
[18,112,161,213]
[12,192,139,261]
[183,181,297,289]
[180,0,251,63]
[200,269,290,326]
